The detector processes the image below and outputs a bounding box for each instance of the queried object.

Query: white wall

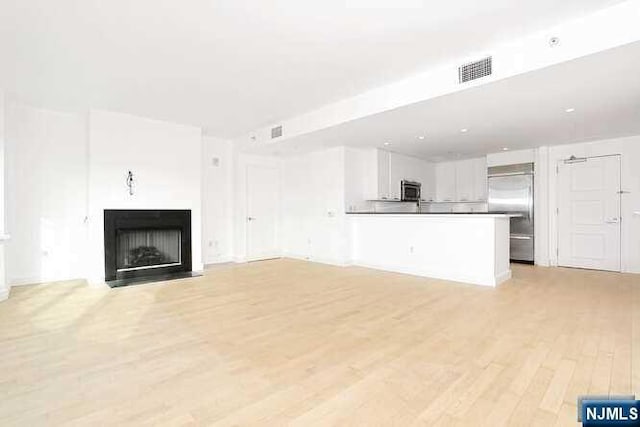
[281,147,349,265]
[202,136,234,264]
[0,91,5,232]
[548,136,640,273]
[5,102,88,285]
[534,147,550,267]
[0,91,7,300]
[87,110,203,282]
[486,149,536,167]
[3,104,221,287]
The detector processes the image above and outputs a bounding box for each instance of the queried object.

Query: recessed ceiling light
[565,108,575,113]
[460,128,468,133]
[417,136,425,140]
[502,147,509,151]
[384,141,391,146]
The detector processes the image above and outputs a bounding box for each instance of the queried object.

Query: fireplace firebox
[104,210,192,284]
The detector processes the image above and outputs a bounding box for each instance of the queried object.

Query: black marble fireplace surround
[104,209,192,286]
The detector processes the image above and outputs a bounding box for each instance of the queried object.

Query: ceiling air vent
[458,56,492,83]
[271,125,283,139]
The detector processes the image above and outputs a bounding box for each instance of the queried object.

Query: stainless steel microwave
[401,180,421,201]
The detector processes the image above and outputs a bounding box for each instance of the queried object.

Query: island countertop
[346,213,511,287]
[346,212,519,217]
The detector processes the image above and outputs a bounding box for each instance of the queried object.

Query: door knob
[605,217,620,223]
[247,217,255,221]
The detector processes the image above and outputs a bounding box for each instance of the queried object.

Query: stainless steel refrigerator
[488,163,534,263]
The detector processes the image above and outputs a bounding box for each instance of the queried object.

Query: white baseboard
[284,254,351,268]
[0,288,9,302]
[10,274,91,287]
[534,257,551,267]
[10,276,61,286]
[9,276,42,286]
[204,256,234,265]
[86,280,108,288]
[495,269,512,286]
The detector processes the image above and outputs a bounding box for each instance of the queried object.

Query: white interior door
[557,155,621,271]
[246,164,280,261]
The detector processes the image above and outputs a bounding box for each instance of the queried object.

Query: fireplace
[104,210,192,283]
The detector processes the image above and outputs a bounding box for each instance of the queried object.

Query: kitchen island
[347,213,511,287]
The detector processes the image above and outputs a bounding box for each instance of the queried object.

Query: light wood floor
[1,259,638,426]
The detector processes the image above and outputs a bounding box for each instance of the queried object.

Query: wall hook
[126,171,134,196]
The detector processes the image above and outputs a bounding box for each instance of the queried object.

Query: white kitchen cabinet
[436,157,487,202]
[386,151,435,200]
[455,159,475,202]
[376,150,390,199]
[473,157,488,201]
[387,152,403,200]
[436,162,457,202]
[419,165,436,202]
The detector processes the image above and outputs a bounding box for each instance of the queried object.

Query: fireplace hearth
[104,210,193,286]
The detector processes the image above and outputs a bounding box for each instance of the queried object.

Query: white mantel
[347,214,512,287]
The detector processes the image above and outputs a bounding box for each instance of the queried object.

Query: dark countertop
[347,211,517,215]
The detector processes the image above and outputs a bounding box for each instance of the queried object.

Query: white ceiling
[247,41,640,160]
[0,0,626,138]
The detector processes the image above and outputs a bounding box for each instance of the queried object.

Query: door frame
[554,153,622,272]
[244,162,281,262]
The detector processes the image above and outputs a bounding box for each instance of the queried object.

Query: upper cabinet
[371,150,436,200]
[436,157,487,202]
[387,152,435,201]
[436,162,457,202]
[376,150,391,199]
[358,149,485,204]
[455,159,475,202]
[473,157,488,201]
